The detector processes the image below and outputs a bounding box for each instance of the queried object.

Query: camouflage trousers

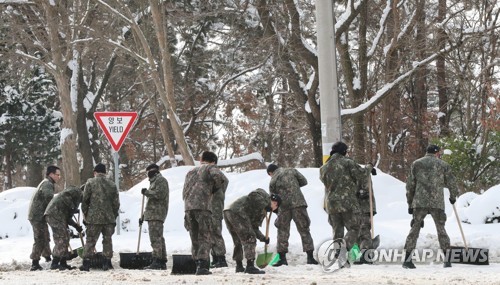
[404,208,450,251]
[358,214,373,249]
[211,217,226,257]
[29,220,51,260]
[46,216,70,258]
[184,210,212,261]
[83,223,115,259]
[274,206,315,253]
[224,211,258,261]
[147,220,166,260]
[328,211,360,250]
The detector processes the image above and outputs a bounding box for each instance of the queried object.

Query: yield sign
[94,112,138,152]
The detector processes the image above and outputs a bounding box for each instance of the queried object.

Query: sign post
[94,112,138,235]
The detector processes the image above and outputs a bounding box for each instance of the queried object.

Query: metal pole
[316,0,342,164]
[114,151,120,235]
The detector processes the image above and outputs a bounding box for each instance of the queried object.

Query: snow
[1,167,499,284]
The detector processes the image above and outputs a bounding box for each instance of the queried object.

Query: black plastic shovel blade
[449,246,489,265]
[171,254,197,275]
[119,252,153,269]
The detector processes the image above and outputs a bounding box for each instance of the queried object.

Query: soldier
[183,151,228,275]
[267,164,318,266]
[319,142,372,261]
[28,165,61,271]
[45,185,83,270]
[79,163,120,272]
[224,189,281,274]
[403,144,458,269]
[139,163,169,270]
[210,158,229,268]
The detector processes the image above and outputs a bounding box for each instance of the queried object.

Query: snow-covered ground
[1,166,499,284]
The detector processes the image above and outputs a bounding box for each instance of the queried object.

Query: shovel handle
[452,203,468,250]
[368,175,375,239]
[137,194,146,254]
[264,211,272,254]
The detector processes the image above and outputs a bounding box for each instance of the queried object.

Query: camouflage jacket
[320,153,370,214]
[28,178,55,222]
[44,185,82,227]
[211,178,229,220]
[82,173,120,224]
[143,172,169,222]
[406,154,459,210]
[269,168,308,211]
[183,164,228,212]
[224,188,270,241]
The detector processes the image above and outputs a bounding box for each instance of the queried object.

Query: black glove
[449,197,456,205]
[139,218,143,226]
[72,208,80,214]
[141,188,147,195]
[371,168,377,175]
[74,224,83,233]
[356,189,369,200]
[82,220,88,226]
[270,193,282,207]
[264,237,270,244]
[408,208,413,215]
[265,205,272,212]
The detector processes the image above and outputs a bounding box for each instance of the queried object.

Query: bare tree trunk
[414,0,428,152]
[380,1,401,173]
[150,0,194,165]
[436,0,449,137]
[3,152,13,190]
[42,1,81,186]
[26,161,43,187]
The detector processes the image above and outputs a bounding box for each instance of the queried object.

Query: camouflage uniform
[143,172,169,260]
[404,154,458,252]
[28,178,55,261]
[45,186,82,259]
[357,178,377,249]
[211,178,228,258]
[81,173,120,259]
[269,168,314,253]
[183,164,228,261]
[319,153,371,249]
[224,189,270,261]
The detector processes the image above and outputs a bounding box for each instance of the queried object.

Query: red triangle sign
[94,112,138,152]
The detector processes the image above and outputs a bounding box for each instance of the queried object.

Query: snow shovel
[171,254,197,275]
[449,204,489,265]
[368,176,380,249]
[119,194,153,269]
[256,211,279,268]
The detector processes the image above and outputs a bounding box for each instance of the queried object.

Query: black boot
[235,260,245,273]
[195,260,212,275]
[102,258,113,271]
[443,249,452,268]
[213,255,228,268]
[145,258,164,270]
[79,259,90,272]
[244,259,265,274]
[50,257,61,270]
[354,250,374,265]
[306,250,318,265]
[272,252,288,267]
[59,258,76,270]
[30,259,43,271]
[159,259,167,270]
[402,252,416,269]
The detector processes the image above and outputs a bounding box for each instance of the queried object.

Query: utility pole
[316,0,342,163]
